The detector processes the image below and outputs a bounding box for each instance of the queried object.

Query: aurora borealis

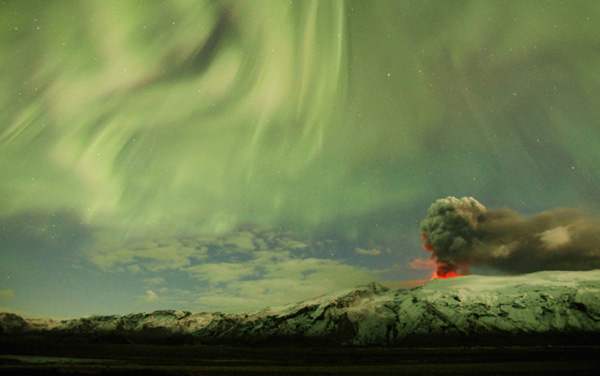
[1,1,600,318]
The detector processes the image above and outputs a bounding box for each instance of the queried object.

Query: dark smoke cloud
[419,197,600,276]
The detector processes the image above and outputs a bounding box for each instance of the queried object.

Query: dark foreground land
[1,338,599,375]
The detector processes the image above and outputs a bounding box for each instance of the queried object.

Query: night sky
[1,0,600,318]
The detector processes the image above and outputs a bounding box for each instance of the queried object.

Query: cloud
[89,228,316,274]
[144,290,159,302]
[185,263,258,284]
[90,236,208,272]
[539,226,571,250]
[143,277,166,286]
[188,248,379,312]
[274,237,309,250]
[407,257,435,270]
[88,227,383,312]
[127,264,143,273]
[219,230,257,252]
[89,227,318,274]
[420,196,600,276]
[355,247,382,256]
[0,290,14,298]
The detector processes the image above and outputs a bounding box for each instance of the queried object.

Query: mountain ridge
[2,270,599,346]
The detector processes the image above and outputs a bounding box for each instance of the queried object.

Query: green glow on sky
[1,0,600,317]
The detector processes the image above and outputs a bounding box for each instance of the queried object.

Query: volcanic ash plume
[419,197,600,277]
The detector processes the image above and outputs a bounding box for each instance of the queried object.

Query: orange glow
[420,234,467,280]
[434,269,459,279]
[431,262,468,280]
[428,263,461,280]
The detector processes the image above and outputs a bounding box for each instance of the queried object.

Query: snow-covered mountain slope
[2,270,599,345]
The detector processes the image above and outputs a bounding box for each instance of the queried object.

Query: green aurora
[1,0,600,317]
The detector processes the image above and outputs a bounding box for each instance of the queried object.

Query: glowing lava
[421,234,466,279]
[433,267,459,279]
